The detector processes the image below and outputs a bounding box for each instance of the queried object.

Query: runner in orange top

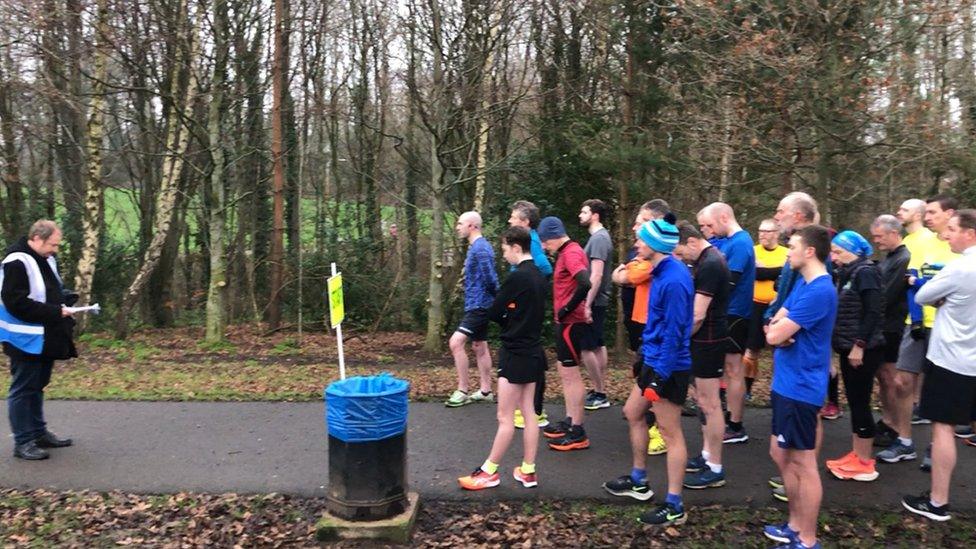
[743,218,788,399]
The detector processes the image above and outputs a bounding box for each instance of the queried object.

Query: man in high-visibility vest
[1,219,77,460]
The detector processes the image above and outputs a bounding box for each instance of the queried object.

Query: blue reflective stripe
[0,306,44,354]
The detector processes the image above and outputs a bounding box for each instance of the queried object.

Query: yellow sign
[328,273,344,328]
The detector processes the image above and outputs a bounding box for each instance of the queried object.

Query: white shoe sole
[830,468,879,482]
[902,500,950,521]
[603,484,654,501]
[763,531,793,543]
[513,471,537,488]
[722,435,749,444]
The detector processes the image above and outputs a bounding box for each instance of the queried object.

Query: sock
[481,460,498,475]
[729,420,743,431]
[520,461,535,475]
[665,492,683,512]
[930,498,946,509]
[899,437,913,447]
[701,450,711,461]
[631,467,647,485]
[707,461,723,474]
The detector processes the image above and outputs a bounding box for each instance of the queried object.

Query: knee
[449,336,465,352]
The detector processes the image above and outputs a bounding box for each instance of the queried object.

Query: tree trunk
[268,0,289,329]
[0,63,24,243]
[114,1,198,339]
[423,0,447,353]
[73,0,110,331]
[205,0,230,343]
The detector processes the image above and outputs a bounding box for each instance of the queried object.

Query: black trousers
[839,347,884,439]
[7,355,54,445]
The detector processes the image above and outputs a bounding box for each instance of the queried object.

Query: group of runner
[448,192,976,549]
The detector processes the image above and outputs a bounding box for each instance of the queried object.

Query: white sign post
[328,262,346,380]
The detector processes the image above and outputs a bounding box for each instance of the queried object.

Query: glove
[920,263,943,280]
[910,322,926,341]
[63,289,79,307]
[637,364,665,403]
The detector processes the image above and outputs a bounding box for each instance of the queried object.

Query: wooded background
[1,0,975,349]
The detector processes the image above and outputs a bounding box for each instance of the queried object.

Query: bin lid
[325,374,409,399]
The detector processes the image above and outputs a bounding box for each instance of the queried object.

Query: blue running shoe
[686,455,707,473]
[763,522,798,543]
[683,468,726,489]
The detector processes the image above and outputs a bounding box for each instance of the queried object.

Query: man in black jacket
[1,220,77,460]
[870,214,911,448]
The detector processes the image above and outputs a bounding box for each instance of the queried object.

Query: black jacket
[487,259,546,353]
[1,237,77,360]
[878,244,910,333]
[832,257,884,352]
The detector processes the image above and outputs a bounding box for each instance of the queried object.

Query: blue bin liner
[325,374,409,443]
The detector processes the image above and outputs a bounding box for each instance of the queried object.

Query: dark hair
[676,220,702,244]
[926,194,958,212]
[582,199,610,223]
[502,225,532,252]
[640,199,670,219]
[511,200,541,229]
[795,224,831,263]
[955,209,976,232]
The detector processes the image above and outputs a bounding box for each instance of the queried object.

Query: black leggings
[839,347,884,439]
[828,374,839,405]
[534,371,545,416]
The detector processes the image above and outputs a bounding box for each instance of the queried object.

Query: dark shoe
[603,474,653,501]
[547,427,590,451]
[13,440,50,461]
[638,502,686,526]
[35,431,73,448]
[902,492,950,521]
[542,417,571,439]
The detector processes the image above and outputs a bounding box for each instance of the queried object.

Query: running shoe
[771,541,821,549]
[920,445,932,472]
[873,420,898,447]
[445,389,469,408]
[910,404,930,425]
[723,425,749,444]
[542,418,571,439]
[772,485,788,502]
[647,425,667,455]
[458,468,500,490]
[536,410,550,428]
[954,425,975,440]
[819,402,842,420]
[686,455,707,473]
[681,400,699,417]
[876,441,916,463]
[547,427,590,451]
[513,466,537,488]
[902,492,951,521]
[603,474,654,501]
[829,457,879,482]
[768,475,784,489]
[638,502,686,526]
[763,522,799,543]
[683,468,726,489]
[584,391,611,410]
[825,451,857,470]
[965,437,976,448]
[467,390,494,404]
[514,409,526,429]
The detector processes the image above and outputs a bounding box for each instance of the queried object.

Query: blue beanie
[638,219,679,254]
[832,230,873,257]
[537,216,567,241]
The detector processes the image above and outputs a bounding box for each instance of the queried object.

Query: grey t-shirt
[584,227,613,307]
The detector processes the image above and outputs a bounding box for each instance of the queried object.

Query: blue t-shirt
[464,236,498,311]
[641,255,693,379]
[772,274,837,406]
[511,229,553,277]
[715,230,756,318]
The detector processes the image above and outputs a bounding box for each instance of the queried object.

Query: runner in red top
[537,216,592,451]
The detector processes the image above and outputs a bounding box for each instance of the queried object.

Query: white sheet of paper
[64,304,101,315]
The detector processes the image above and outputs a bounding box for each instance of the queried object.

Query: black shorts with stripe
[554,323,587,366]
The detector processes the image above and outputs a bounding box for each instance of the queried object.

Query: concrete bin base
[315,492,420,544]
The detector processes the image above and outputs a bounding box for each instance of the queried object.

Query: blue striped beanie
[638,219,679,254]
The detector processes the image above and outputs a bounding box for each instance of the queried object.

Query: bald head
[697,202,739,237]
[897,198,926,228]
[455,211,483,241]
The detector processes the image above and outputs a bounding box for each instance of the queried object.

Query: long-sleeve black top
[878,244,910,333]
[487,259,547,352]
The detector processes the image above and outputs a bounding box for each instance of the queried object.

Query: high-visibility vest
[0,252,61,355]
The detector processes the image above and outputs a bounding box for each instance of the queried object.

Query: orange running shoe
[458,468,500,490]
[547,429,590,451]
[825,451,858,470]
[830,457,879,482]
[513,466,538,488]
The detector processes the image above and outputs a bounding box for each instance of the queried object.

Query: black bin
[324,374,410,521]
